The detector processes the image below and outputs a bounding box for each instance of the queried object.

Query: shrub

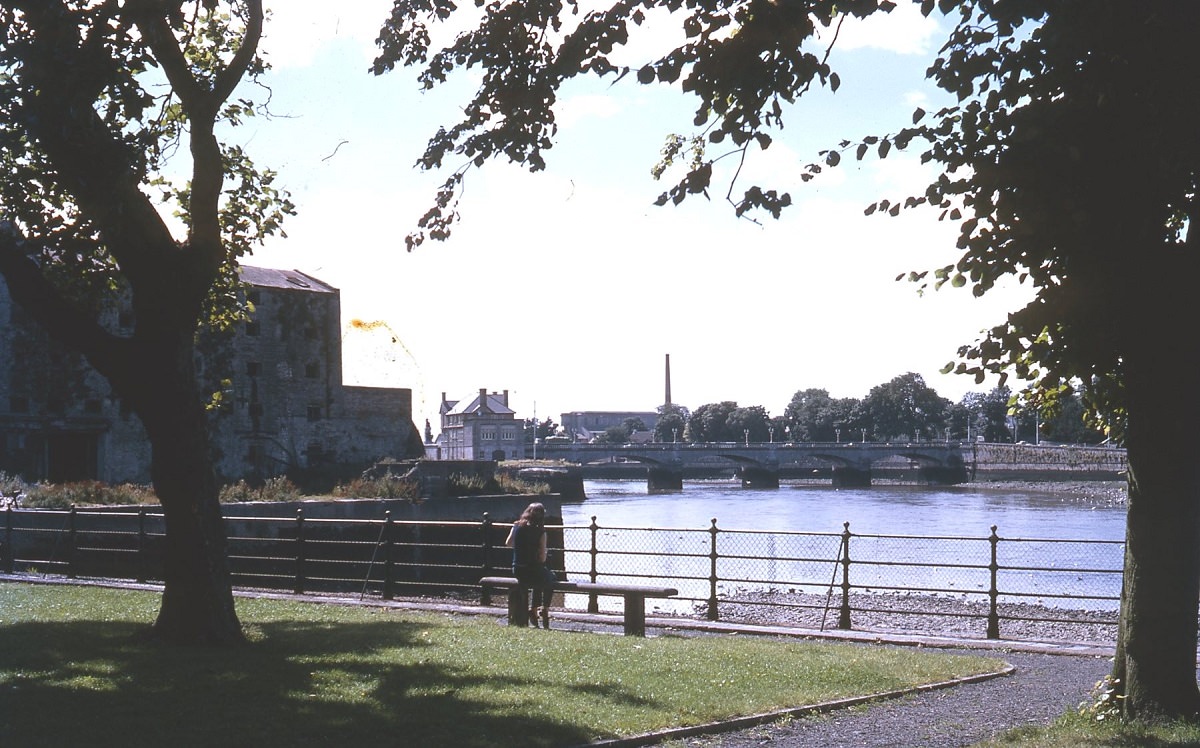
[219,476,301,503]
[332,476,419,500]
[21,481,157,508]
[494,472,550,495]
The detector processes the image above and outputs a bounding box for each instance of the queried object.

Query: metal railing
[1,506,1123,642]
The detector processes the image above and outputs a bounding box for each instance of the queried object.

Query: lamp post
[672,428,678,444]
[835,428,841,443]
[769,427,774,443]
[744,429,749,446]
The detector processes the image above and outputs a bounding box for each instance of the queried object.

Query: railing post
[480,513,493,605]
[67,505,77,579]
[382,511,395,601]
[838,522,852,629]
[987,525,1001,639]
[587,516,599,613]
[136,508,147,583]
[708,518,720,621]
[294,509,305,595]
[4,506,13,574]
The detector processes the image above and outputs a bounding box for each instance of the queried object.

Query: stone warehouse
[0,266,422,487]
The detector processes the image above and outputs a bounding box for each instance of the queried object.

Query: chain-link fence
[2,507,1123,642]
[556,517,1123,642]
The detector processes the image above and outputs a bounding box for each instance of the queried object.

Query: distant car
[543,435,570,444]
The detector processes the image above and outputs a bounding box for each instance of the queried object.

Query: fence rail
[1,506,1123,642]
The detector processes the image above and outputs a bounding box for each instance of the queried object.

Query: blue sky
[239,3,1032,433]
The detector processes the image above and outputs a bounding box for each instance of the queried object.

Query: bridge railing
[2,506,1122,643]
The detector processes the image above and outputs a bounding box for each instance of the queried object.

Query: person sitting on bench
[505,502,557,628]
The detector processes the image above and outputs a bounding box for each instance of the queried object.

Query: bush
[332,476,419,500]
[219,476,301,503]
[21,481,158,509]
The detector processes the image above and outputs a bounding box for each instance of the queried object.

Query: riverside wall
[967,442,1126,482]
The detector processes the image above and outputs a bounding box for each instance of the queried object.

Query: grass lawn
[1,582,1003,747]
[976,712,1200,747]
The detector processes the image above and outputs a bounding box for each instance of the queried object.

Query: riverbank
[966,478,1127,505]
[705,589,1119,647]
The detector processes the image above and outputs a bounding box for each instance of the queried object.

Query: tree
[0,2,285,643]
[783,388,858,442]
[727,405,771,443]
[953,387,1013,443]
[621,417,648,434]
[858,373,950,442]
[593,424,631,444]
[377,0,1200,716]
[654,403,689,443]
[524,417,559,443]
[685,401,738,443]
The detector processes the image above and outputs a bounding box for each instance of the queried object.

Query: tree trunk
[1113,337,1200,717]
[136,350,243,645]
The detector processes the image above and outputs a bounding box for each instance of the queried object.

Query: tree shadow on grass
[0,615,635,748]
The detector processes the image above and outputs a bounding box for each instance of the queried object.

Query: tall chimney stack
[664,353,672,405]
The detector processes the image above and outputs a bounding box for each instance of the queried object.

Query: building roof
[239,266,338,294]
[446,392,515,417]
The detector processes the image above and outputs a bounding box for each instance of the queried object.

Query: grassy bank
[0,583,1001,747]
[978,712,1200,747]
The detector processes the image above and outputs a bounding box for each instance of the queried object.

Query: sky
[236,2,1033,434]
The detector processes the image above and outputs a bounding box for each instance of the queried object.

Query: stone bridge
[535,441,969,490]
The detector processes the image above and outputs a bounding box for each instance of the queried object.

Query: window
[245,320,260,336]
[9,397,28,413]
[307,405,322,421]
[481,428,497,441]
[305,362,320,379]
[246,362,261,376]
[85,399,102,414]
[249,403,264,417]
[502,428,516,441]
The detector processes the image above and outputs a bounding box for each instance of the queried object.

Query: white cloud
[830,3,942,56]
[260,2,393,69]
[556,94,624,129]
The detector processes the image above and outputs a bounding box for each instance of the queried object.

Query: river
[556,479,1128,610]
[561,479,1128,540]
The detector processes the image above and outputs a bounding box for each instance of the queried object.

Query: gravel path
[638,649,1111,748]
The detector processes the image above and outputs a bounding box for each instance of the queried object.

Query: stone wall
[969,442,1126,481]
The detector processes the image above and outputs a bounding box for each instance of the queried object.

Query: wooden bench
[479,576,678,636]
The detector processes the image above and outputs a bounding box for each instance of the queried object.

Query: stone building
[0,266,422,487]
[437,389,526,461]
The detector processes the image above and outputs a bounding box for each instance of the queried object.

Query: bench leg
[622,593,646,637]
[507,587,530,627]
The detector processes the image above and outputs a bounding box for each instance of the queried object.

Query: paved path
[635,650,1110,747]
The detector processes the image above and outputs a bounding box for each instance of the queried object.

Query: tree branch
[0,224,126,377]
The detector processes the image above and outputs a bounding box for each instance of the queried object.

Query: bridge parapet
[537,441,968,487]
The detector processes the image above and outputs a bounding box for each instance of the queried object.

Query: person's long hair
[516,502,546,527]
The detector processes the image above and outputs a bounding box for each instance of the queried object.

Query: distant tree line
[523,372,1109,446]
